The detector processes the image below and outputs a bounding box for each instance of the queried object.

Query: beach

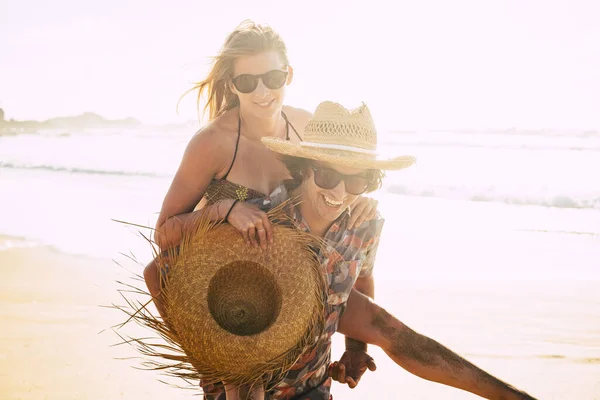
[1,240,599,399]
[0,244,194,400]
[3,0,600,397]
[1,126,600,399]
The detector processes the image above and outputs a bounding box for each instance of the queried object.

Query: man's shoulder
[339,211,385,248]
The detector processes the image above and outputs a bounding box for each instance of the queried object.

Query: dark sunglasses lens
[344,176,369,195]
[314,168,341,190]
[314,167,368,195]
[263,70,288,90]
[233,75,259,93]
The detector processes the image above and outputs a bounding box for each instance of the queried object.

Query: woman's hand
[224,200,273,249]
[348,196,379,229]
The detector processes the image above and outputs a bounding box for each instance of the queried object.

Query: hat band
[299,141,377,155]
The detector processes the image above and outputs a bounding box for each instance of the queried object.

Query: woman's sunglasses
[311,166,370,195]
[231,70,289,94]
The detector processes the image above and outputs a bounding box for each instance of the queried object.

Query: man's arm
[331,219,382,387]
[346,217,382,351]
[352,275,374,301]
[337,289,537,400]
[346,275,374,351]
[329,275,377,388]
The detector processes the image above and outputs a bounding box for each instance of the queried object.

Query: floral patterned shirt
[202,187,384,400]
[267,202,384,399]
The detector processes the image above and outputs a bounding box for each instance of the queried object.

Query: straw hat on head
[262,101,416,170]
[116,204,327,390]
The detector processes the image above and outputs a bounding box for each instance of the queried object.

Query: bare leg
[143,257,168,318]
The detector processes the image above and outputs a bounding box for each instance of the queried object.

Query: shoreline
[2,189,600,278]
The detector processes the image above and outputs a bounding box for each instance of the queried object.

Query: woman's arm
[153,127,228,250]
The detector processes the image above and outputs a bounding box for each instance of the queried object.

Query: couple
[144,20,536,400]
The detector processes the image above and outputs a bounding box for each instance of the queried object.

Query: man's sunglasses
[231,70,289,94]
[311,166,370,195]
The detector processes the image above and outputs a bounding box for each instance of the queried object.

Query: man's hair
[281,156,384,193]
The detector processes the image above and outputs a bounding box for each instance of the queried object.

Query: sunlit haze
[2,0,599,130]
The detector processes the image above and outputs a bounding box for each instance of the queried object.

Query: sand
[0,246,189,400]
[1,245,599,399]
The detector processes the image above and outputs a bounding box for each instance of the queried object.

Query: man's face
[301,161,370,224]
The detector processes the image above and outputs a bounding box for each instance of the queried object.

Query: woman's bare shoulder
[174,110,239,180]
[282,105,313,139]
[283,105,313,121]
[188,110,238,152]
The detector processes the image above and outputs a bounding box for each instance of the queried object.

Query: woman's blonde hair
[181,20,289,122]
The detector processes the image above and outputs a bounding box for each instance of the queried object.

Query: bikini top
[203,111,301,205]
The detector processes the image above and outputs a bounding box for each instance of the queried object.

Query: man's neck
[238,107,284,141]
[293,188,334,238]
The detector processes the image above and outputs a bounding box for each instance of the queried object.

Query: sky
[1,0,599,129]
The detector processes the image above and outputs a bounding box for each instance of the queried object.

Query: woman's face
[231,51,293,119]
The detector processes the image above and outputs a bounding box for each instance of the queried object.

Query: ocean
[1,125,599,280]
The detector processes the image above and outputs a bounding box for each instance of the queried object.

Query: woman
[142,20,377,399]
[145,20,377,300]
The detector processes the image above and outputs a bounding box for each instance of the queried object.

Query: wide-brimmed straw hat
[262,101,416,170]
[115,205,326,390]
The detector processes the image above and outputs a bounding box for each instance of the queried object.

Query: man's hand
[328,349,377,389]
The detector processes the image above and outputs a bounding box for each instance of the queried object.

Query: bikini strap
[222,114,242,180]
[282,111,302,141]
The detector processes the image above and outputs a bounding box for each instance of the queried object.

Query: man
[145,101,536,400]
[256,101,536,399]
